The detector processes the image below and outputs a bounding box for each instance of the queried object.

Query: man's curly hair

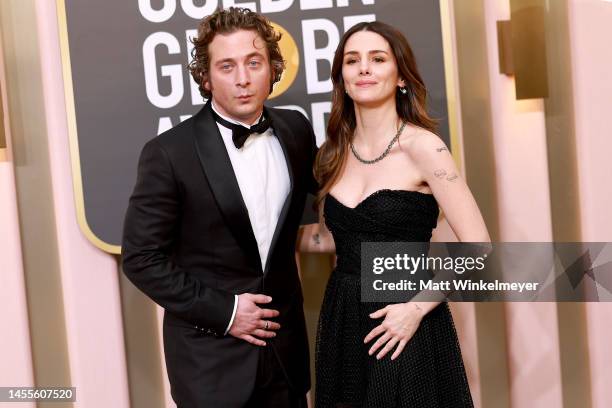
[188,7,285,100]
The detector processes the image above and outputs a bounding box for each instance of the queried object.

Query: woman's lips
[355,81,377,87]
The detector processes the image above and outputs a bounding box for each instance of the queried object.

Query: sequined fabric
[315,189,474,408]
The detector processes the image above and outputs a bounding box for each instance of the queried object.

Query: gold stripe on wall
[541,1,581,242]
[440,0,464,170]
[301,252,335,393]
[118,264,168,408]
[474,303,510,407]
[0,71,7,159]
[452,1,507,407]
[452,0,500,242]
[0,83,6,149]
[556,303,592,408]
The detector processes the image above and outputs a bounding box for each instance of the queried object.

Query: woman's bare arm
[297,222,336,253]
[409,131,490,243]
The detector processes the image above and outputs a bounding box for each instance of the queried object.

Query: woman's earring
[399,86,407,95]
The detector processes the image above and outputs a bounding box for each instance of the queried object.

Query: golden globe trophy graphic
[269,22,299,100]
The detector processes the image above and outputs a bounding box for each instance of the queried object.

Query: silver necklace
[350,121,407,165]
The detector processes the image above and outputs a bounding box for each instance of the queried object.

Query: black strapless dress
[315,189,474,408]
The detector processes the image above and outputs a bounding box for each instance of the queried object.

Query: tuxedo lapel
[192,102,262,272]
[264,108,299,274]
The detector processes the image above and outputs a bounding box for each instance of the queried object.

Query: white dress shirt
[211,102,290,334]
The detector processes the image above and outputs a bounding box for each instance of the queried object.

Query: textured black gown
[315,189,474,408]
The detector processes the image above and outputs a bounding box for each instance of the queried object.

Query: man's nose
[236,65,251,87]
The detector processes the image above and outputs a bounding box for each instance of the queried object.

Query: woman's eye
[345,59,357,65]
[373,57,385,63]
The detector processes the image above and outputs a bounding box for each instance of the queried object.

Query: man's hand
[228,293,280,346]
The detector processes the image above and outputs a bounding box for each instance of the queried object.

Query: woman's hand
[364,302,425,360]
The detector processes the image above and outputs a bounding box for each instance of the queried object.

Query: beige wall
[0,28,35,408]
[481,0,562,406]
[569,1,612,407]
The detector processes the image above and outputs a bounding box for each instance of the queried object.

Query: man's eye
[221,64,232,70]
[249,60,260,67]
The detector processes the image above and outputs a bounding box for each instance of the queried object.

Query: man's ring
[264,321,269,330]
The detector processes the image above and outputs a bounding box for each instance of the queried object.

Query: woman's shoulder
[399,125,449,164]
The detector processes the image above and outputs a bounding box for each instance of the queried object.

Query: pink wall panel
[0,164,35,408]
[568,1,612,406]
[33,0,130,406]
[483,1,562,407]
[0,34,35,408]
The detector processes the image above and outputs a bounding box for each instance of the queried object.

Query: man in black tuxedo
[122,8,317,407]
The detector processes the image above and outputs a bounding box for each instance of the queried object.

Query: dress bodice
[324,189,439,273]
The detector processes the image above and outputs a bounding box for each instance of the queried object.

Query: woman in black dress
[299,21,489,407]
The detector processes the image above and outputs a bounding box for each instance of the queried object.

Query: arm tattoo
[434,169,447,179]
[435,146,448,153]
[446,173,458,182]
[313,233,321,245]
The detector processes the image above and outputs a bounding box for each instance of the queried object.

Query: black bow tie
[212,110,273,149]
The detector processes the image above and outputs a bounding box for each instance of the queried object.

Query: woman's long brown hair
[314,21,437,207]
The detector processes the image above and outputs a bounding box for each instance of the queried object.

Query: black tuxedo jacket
[122,101,317,407]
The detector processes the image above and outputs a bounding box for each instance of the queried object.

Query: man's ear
[201,72,211,91]
[271,65,278,83]
[268,67,277,94]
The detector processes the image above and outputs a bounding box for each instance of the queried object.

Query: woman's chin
[351,95,394,108]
